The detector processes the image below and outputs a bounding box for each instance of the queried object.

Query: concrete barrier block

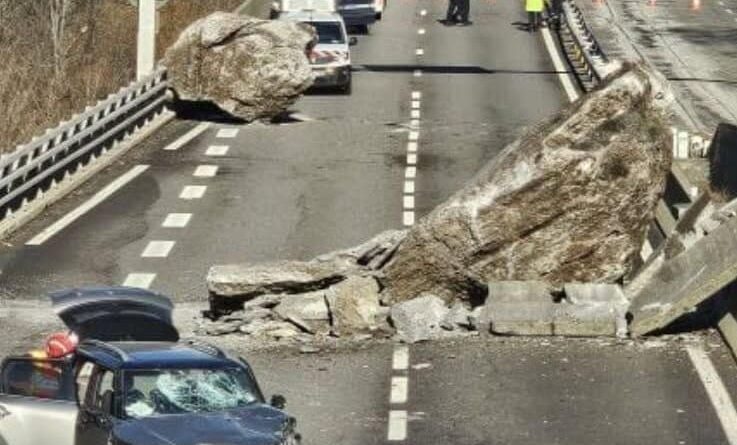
[553,303,622,337]
[563,283,626,305]
[487,281,554,304]
[485,302,556,336]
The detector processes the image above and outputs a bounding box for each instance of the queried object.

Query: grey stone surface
[390,295,449,343]
[630,212,737,335]
[274,291,330,334]
[163,12,316,121]
[442,302,474,330]
[312,230,407,271]
[207,260,345,301]
[325,276,381,336]
[382,65,672,304]
[485,302,556,336]
[553,303,622,337]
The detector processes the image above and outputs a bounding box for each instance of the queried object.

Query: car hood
[113,404,290,445]
[50,286,179,342]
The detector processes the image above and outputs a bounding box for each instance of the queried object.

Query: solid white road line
[391,377,409,404]
[411,109,421,119]
[540,28,580,102]
[403,195,415,209]
[122,273,157,289]
[405,166,417,179]
[163,123,211,151]
[416,48,425,56]
[216,128,239,138]
[407,142,418,153]
[194,165,219,178]
[162,213,192,228]
[411,91,422,100]
[402,211,415,226]
[393,346,410,370]
[408,131,419,141]
[687,345,737,444]
[407,153,418,165]
[141,240,175,258]
[404,181,415,194]
[388,410,408,441]
[206,145,230,156]
[179,185,207,200]
[26,165,150,246]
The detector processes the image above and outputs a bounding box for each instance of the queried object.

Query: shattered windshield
[123,368,259,418]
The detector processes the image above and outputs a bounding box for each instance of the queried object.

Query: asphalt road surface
[1,0,737,444]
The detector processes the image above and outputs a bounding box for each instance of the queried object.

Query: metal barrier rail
[557,0,609,91]
[0,69,169,219]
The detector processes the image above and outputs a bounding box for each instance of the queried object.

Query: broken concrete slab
[390,295,449,343]
[207,261,346,312]
[325,276,381,336]
[629,211,737,335]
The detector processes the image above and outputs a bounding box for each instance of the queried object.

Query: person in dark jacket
[445,0,460,23]
[456,0,471,25]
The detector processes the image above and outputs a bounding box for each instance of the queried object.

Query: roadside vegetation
[0,0,243,152]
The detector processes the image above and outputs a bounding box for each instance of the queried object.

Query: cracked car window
[123,368,259,418]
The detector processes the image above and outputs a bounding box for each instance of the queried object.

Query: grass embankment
[0,0,244,153]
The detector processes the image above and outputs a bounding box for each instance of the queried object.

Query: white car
[279,11,356,94]
[270,0,336,18]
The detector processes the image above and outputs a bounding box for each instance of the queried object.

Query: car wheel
[341,79,352,95]
[375,12,382,20]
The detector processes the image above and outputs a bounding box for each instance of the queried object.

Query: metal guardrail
[557,0,609,91]
[0,69,169,219]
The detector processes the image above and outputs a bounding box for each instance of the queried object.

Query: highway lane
[1,1,737,444]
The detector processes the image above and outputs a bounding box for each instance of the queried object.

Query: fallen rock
[274,291,330,334]
[390,295,449,343]
[326,276,381,336]
[381,64,672,304]
[441,302,474,331]
[313,230,407,271]
[207,261,346,312]
[163,12,316,121]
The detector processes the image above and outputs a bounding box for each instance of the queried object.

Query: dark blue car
[0,287,300,445]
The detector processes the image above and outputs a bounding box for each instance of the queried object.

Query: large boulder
[163,12,316,121]
[390,295,449,343]
[325,276,382,336]
[381,64,672,304]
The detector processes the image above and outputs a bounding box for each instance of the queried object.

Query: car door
[75,365,116,445]
[0,357,77,445]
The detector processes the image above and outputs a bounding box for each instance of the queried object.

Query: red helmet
[44,332,79,358]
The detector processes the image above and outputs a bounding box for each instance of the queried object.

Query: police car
[279,11,356,94]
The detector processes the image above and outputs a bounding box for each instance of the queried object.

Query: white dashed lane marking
[162,213,192,228]
[420,8,427,16]
[405,166,417,179]
[407,142,418,153]
[122,273,157,289]
[416,48,425,56]
[141,240,175,258]
[393,346,409,370]
[418,28,426,34]
[411,100,421,109]
[407,153,418,165]
[410,119,420,129]
[411,109,421,119]
[414,70,423,77]
[163,123,211,151]
[388,410,408,441]
[179,185,207,200]
[206,145,230,156]
[26,165,150,246]
[404,181,415,194]
[403,195,415,209]
[216,128,239,138]
[402,211,415,226]
[411,91,422,100]
[408,131,419,141]
[194,165,219,177]
[390,377,409,404]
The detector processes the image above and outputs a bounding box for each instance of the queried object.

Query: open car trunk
[50,287,179,342]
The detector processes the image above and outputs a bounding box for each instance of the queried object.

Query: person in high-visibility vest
[526,0,544,31]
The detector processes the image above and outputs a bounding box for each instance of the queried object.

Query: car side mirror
[270,394,286,410]
[349,36,358,46]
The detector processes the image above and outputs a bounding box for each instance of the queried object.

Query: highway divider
[556,0,737,359]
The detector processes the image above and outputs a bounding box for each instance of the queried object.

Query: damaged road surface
[1,0,737,444]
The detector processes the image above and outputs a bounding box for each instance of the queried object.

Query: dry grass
[0,0,243,152]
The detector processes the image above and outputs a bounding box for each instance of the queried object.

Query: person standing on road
[445,0,461,24]
[456,0,471,25]
[526,0,544,31]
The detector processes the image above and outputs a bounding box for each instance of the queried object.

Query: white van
[271,0,336,18]
[279,11,356,94]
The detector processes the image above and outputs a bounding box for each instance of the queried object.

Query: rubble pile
[203,64,676,343]
[163,12,316,121]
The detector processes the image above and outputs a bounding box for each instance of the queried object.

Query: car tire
[341,80,352,95]
[375,12,382,20]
